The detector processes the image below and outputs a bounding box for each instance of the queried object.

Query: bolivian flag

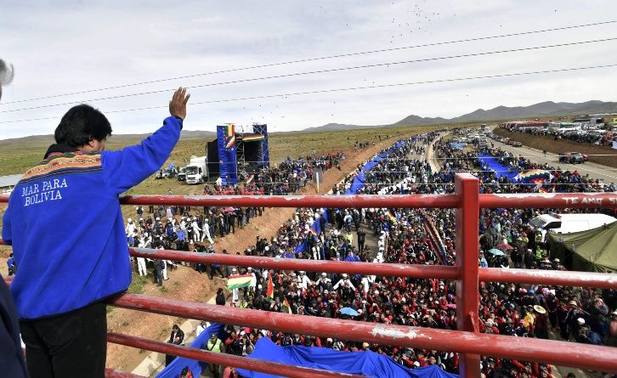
[225,123,236,149]
[266,274,274,299]
[282,298,292,314]
[227,274,253,289]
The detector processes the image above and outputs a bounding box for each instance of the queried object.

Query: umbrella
[488,248,506,256]
[223,207,236,213]
[496,243,513,251]
[339,307,359,317]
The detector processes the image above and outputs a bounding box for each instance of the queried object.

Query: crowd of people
[500,124,615,147]
[125,152,346,286]
[185,130,617,378]
[434,136,616,194]
[205,152,345,196]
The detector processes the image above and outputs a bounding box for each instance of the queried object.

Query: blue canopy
[477,153,518,181]
[346,141,406,195]
[237,337,458,378]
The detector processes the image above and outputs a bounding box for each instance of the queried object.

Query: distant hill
[0,134,53,148]
[180,130,216,139]
[303,100,617,130]
[391,114,448,126]
[301,123,374,132]
[451,100,617,122]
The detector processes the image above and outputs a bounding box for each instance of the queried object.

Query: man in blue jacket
[2,87,190,378]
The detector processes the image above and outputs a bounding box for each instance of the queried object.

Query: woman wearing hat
[533,305,549,339]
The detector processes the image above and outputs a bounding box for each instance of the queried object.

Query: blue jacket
[2,116,182,319]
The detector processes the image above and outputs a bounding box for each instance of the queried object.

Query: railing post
[455,173,481,377]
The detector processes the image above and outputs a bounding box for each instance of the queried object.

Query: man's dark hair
[54,104,112,147]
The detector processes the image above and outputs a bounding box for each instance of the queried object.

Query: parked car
[510,141,522,147]
[177,167,187,182]
[559,152,586,164]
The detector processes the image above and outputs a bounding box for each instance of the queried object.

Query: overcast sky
[0,0,616,139]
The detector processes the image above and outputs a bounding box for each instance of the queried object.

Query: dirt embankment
[493,128,617,168]
[106,135,410,372]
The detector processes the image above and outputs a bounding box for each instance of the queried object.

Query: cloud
[0,0,616,139]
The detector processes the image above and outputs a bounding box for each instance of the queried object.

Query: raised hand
[169,87,190,120]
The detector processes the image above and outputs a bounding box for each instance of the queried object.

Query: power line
[1,62,616,125]
[2,37,615,114]
[2,19,615,106]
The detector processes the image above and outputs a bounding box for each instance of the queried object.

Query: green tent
[548,221,617,273]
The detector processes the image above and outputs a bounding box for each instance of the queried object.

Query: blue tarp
[157,323,225,378]
[293,209,329,255]
[217,125,238,185]
[237,338,458,378]
[346,141,406,195]
[294,141,405,255]
[477,153,518,181]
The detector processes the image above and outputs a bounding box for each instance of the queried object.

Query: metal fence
[2,173,617,377]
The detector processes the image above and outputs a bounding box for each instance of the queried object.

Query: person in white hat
[230,268,240,303]
[125,218,136,239]
[333,273,355,291]
[316,273,331,291]
[247,267,257,292]
[297,271,312,290]
[201,218,214,244]
[190,217,202,243]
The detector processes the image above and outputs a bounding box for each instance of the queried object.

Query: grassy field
[494,128,617,168]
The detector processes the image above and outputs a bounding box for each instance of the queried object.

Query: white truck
[184,156,208,184]
[530,213,617,241]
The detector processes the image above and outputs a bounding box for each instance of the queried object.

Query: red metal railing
[2,173,617,377]
[109,293,617,372]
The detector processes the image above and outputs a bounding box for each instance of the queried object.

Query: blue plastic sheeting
[237,338,458,378]
[345,141,406,195]
[293,143,406,255]
[157,323,225,378]
[477,153,518,181]
[293,209,329,255]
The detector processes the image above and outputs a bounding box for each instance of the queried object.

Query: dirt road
[490,137,617,184]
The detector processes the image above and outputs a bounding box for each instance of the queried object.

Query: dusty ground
[104,134,418,372]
